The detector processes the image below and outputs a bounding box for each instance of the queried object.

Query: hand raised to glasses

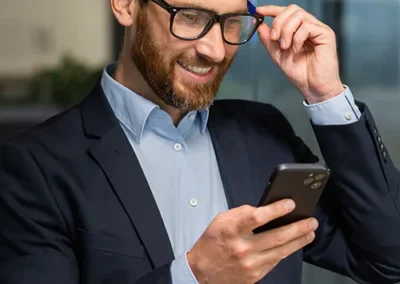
[256,5,345,104]
[187,199,318,284]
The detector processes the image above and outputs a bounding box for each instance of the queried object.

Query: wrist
[303,84,345,105]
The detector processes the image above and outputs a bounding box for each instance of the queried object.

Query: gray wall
[217,0,400,283]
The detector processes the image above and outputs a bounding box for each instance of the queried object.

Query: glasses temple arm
[247,0,257,14]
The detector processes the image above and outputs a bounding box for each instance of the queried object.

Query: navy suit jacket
[1,82,400,284]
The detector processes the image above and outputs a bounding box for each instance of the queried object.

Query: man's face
[130,0,245,112]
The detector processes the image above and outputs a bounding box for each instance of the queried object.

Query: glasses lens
[173,9,213,39]
[223,15,258,44]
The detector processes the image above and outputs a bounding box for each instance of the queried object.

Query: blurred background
[0,0,399,283]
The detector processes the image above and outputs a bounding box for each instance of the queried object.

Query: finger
[279,9,318,50]
[292,21,334,52]
[269,4,302,41]
[237,199,296,233]
[256,5,286,18]
[251,217,318,251]
[258,232,315,269]
[257,23,281,59]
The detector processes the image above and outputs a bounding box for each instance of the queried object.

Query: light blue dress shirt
[101,63,361,283]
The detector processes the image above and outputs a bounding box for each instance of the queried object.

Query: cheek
[225,44,239,59]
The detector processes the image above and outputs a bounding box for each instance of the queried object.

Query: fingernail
[271,29,277,40]
[284,200,295,210]
[307,232,315,241]
[309,219,318,230]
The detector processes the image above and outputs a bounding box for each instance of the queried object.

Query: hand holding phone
[187,199,317,284]
[253,163,330,234]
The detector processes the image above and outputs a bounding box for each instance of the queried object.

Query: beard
[131,8,235,112]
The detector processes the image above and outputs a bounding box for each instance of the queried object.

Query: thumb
[257,22,281,59]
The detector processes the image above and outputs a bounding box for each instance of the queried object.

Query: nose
[195,23,226,63]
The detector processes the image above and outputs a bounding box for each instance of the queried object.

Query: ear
[110,0,136,27]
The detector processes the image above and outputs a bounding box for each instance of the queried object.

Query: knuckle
[303,21,313,29]
[272,18,283,29]
[240,258,254,272]
[212,213,227,228]
[272,201,286,215]
[293,9,304,18]
[279,247,290,260]
[250,270,263,282]
[293,222,308,238]
[240,204,253,213]
[288,4,299,10]
[293,35,302,45]
[280,26,290,37]
[299,220,310,234]
[249,210,263,226]
[273,230,288,246]
[220,226,236,239]
[233,242,251,259]
[213,212,223,223]
[327,27,336,37]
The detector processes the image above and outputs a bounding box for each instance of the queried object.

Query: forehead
[168,0,248,13]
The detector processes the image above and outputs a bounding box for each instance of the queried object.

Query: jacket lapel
[80,82,174,268]
[208,105,258,209]
[79,82,258,269]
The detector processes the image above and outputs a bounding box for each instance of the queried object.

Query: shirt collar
[199,108,209,134]
[101,63,209,141]
[101,63,158,143]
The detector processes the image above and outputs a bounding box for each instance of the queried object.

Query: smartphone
[253,163,330,234]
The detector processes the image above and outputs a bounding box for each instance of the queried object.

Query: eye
[225,17,242,27]
[181,10,201,22]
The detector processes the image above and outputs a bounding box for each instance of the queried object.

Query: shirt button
[345,113,352,121]
[189,198,198,207]
[174,143,182,151]
[189,114,196,121]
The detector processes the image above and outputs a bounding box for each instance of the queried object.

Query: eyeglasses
[150,0,265,45]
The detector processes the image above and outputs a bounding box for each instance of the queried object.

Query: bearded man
[0,0,399,283]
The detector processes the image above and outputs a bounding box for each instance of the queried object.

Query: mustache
[175,56,225,68]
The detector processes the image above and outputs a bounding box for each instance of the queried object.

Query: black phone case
[253,163,330,234]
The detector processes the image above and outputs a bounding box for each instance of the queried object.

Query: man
[0,0,399,283]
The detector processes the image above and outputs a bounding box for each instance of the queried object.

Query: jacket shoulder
[2,103,83,151]
[212,99,294,130]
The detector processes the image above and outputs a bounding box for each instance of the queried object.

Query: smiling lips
[178,60,213,75]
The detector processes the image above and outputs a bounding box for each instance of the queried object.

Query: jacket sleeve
[301,102,400,284]
[0,142,173,284]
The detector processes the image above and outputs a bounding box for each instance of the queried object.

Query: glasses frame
[150,0,265,45]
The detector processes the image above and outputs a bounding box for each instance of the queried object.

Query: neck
[113,53,185,126]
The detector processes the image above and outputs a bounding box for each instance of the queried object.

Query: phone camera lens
[311,182,322,190]
[303,177,314,185]
[315,173,326,181]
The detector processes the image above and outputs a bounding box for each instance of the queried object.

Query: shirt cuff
[303,86,362,125]
[170,252,199,284]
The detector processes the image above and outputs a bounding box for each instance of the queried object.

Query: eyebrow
[178,3,249,14]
